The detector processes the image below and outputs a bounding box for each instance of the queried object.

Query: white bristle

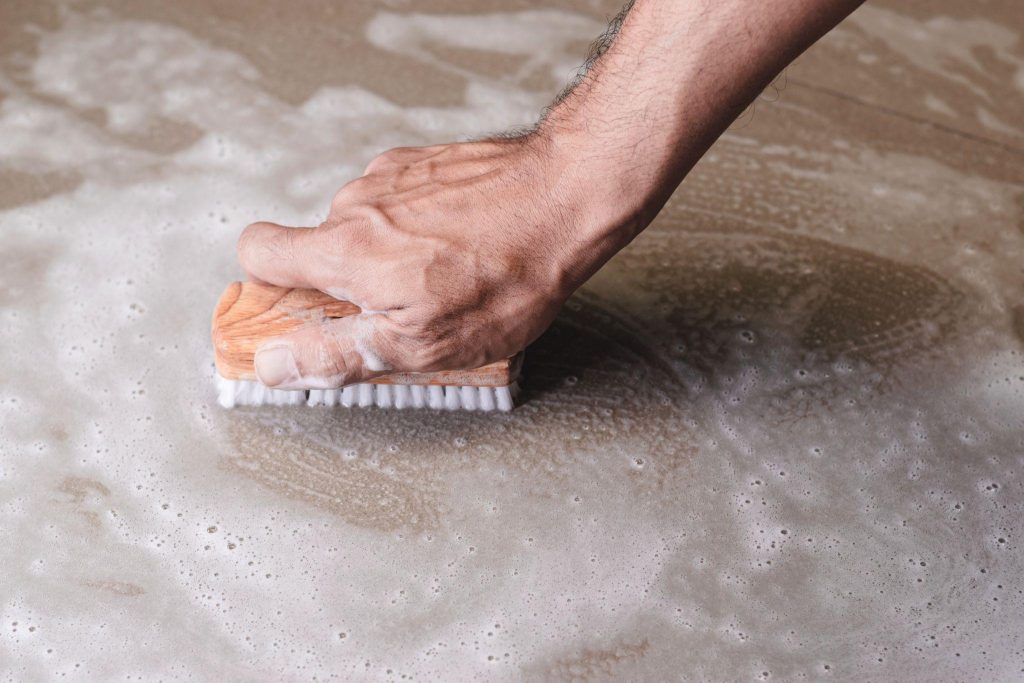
[410,385,426,409]
[478,386,495,411]
[427,385,445,410]
[495,384,515,411]
[216,376,518,412]
[375,383,393,408]
[307,388,341,407]
[460,385,478,411]
[216,375,237,408]
[273,388,304,406]
[357,384,374,407]
[393,385,410,409]
[217,376,311,408]
[444,386,460,411]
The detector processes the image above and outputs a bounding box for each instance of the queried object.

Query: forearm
[540,0,864,244]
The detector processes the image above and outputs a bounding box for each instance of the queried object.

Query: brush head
[212,282,523,410]
[216,376,518,411]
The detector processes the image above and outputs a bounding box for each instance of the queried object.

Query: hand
[237,0,862,391]
[237,135,629,389]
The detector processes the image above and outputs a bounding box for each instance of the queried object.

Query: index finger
[237,221,330,290]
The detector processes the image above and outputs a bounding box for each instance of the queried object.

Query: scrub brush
[211,282,522,411]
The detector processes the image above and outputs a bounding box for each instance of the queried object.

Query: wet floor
[1,1,1023,680]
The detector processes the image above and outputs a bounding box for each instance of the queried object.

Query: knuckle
[331,177,372,210]
[314,221,343,244]
[312,226,350,264]
[316,221,369,256]
[363,147,405,174]
[382,146,413,161]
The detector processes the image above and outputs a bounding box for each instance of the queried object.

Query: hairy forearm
[540,0,864,244]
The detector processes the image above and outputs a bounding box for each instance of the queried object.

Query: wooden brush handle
[211,282,521,386]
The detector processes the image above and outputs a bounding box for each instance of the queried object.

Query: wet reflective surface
[2,1,1023,680]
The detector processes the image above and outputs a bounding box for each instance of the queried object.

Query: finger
[253,315,391,390]
[237,221,328,290]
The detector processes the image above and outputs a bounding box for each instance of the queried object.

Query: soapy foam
[352,314,391,374]
[1,4,1024,681]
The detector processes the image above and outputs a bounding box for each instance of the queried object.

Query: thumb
[253,315,390,389]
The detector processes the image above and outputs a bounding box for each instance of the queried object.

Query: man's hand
[237,0,863,390]
[237,136,626,389]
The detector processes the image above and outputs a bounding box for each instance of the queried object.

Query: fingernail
[254,345,300,388]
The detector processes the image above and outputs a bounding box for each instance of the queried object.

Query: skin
[238,0,865,390]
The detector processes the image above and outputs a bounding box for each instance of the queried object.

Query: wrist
[516,118,656,296]
[534,97,674,241]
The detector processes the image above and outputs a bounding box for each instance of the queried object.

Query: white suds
[351,314,390,373]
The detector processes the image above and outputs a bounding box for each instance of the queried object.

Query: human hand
[237,135,634,389]
[237,0,862,391]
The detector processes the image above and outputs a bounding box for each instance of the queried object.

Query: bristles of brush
[216,375,517,411]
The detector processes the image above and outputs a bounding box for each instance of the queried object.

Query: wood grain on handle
[211,282,522,386]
